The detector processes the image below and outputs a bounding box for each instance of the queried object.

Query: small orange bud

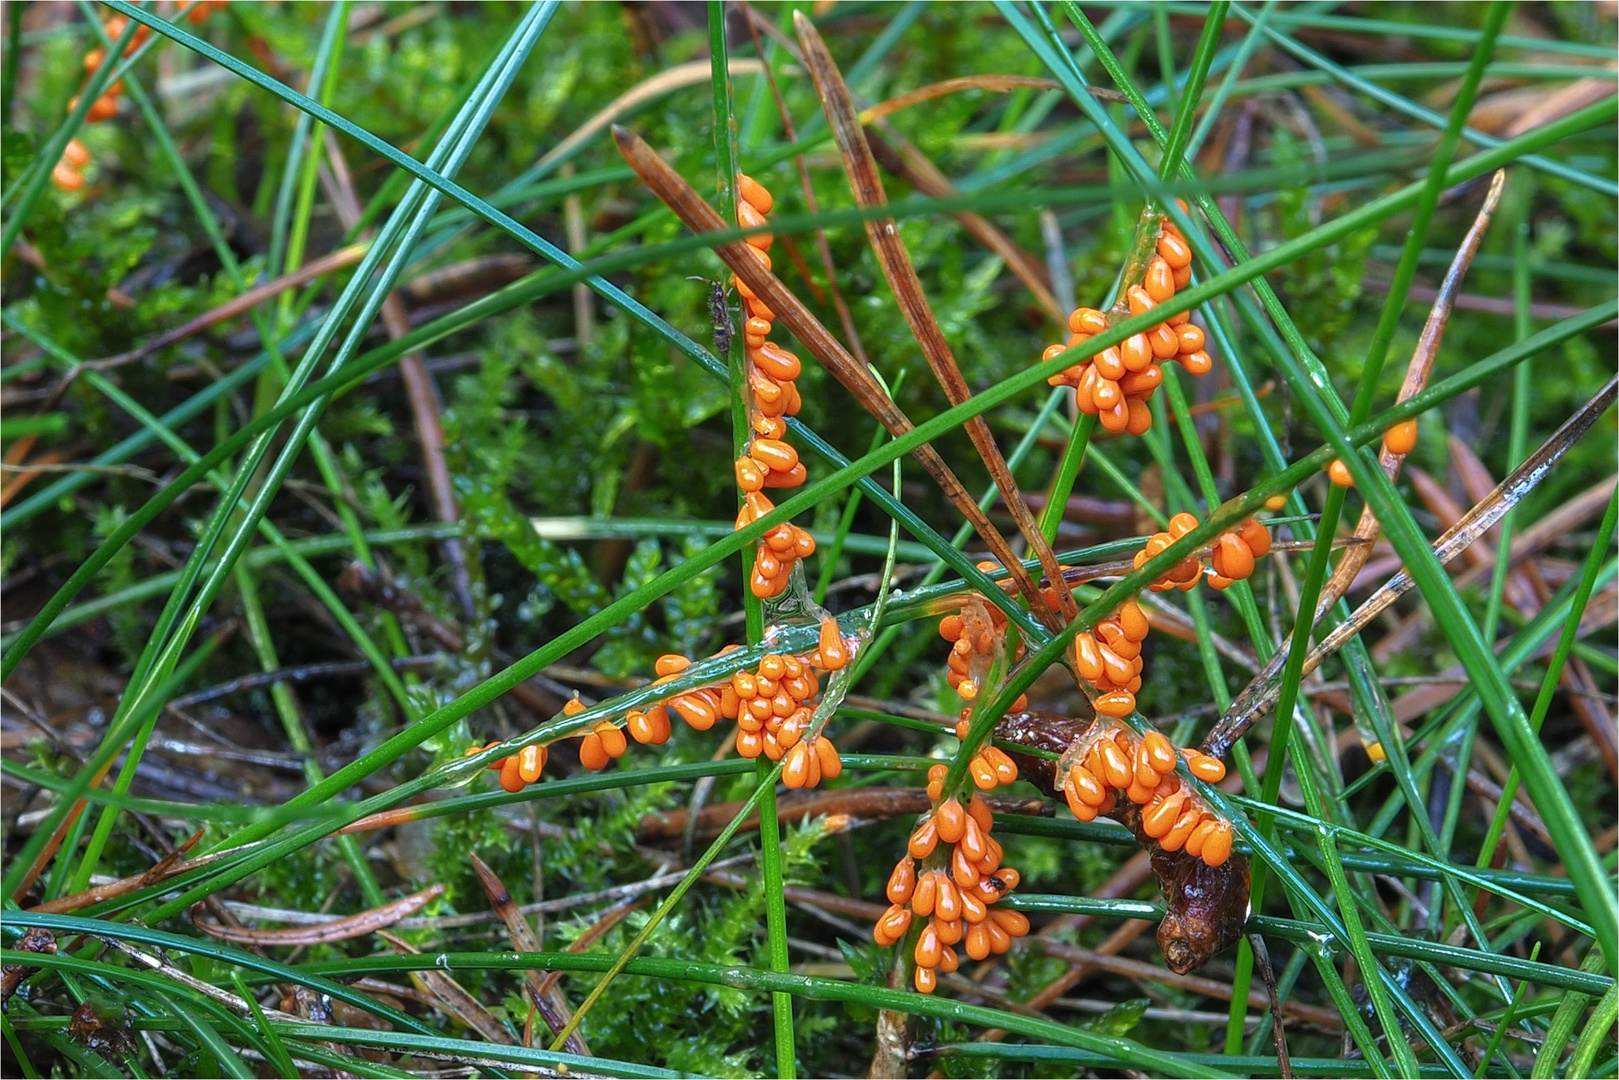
[1383,418,1419,456]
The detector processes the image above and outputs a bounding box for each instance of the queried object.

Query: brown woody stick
[470,853,590,1056]
[191,883,445,946]
[793,10,1074,631]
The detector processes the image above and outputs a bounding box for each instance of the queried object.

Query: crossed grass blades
[1,3,1615,1078]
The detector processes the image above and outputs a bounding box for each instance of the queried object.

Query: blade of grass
[1532,947,1614,1078]
[1238,4,1509,1043]
[1158,1,1227,177]
[231,972,298,1080]
[1567,982,1619,1079]
[169,1007,255,1080]
[265,1,348,319]
[1184,0,1273,162]
[1478,488,1619,868]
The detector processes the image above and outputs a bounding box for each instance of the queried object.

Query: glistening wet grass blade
[1478,489,1618,869]
[1243,6,1509,1046]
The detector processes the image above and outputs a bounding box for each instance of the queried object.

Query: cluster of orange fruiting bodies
[938,595,1025,789]
[1071,599,1150,720]
[874,790,1030,993]
[1060,720,1234,868]
[1135,510,1272,595]
[1043,216,1209,435]
[471,614,852,793]
[871,596,1031,993]
[53,3,227,192]
[727,173,819,600]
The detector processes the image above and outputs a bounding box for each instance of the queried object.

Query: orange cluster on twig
[874,795,1030,993]
[1061,720,1234,867]
[1043,215,1209,435]
[1071,598,1149,719]
[728,173,817,600]
[702,617,851,789]
[1135,511,1271,593]
[53,3,227,192]
[867,595,1033,994]
[471,616,853,793]
[939,592,1023,790]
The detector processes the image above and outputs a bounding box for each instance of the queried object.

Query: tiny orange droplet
[1383,418,1419,456]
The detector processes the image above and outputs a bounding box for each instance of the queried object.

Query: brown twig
[377,929,513,1045]
[1302,169,1506,610]
[79,242,369,375]
[0,449,65,508]
[858,75,1060,123]
[1368,477,1618,663]
[1250,931,1295,1078]
[532,896,649,1000]
[610,125,1052,620]
[794,11,1075,630]
[27,838,261,916]
[702,867,886,922]
[469,853,590,1056]
[191,883,445,946]
[1360,277,1619,330]
[1446,439,1618,779]
[103,936,302,1023]
[737,8,1062,325]
[165,655,442,710]
[535,58,767,179]
[1036,939,1344,1030]
[863,121,1063,324]
[336,560,570,717]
